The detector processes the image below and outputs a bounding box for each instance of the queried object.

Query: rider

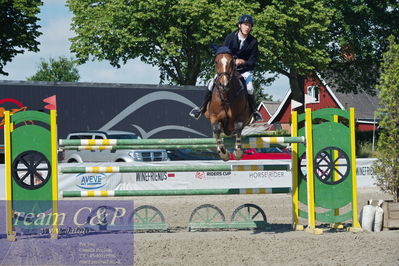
[189,14,263,122]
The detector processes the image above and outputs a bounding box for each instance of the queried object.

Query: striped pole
[59,138,218,146]
[62,187,291,197]
[60,164,291,173]
[59,136,305,147]
[61,144,219,150]
[240,136,305,148]
[61,143,289,151]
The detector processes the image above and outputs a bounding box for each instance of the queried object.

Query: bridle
[214,54,236,91]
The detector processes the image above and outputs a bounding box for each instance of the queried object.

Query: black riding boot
[247,94,263,122]
[189,89,212,119]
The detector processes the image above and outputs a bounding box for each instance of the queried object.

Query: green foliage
[254,88,273,104]
[254,0,332,111]
[255,0,332,76]
[0,0,42,75]
[66,0,398,102]
[372,36,399,202]
[322,0,399,95]
[67,0,258,85]
[356,141,375,158]
[27,57,80,82]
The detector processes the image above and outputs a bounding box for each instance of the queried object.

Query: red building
[257,74,379,132]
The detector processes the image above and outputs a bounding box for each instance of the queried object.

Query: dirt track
[133,187,399,266]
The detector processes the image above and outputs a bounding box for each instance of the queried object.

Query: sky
[2,0,290,101]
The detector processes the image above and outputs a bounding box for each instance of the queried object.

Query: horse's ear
[210,44,219,54]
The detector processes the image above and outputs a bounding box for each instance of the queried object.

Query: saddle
[211,73,247,95]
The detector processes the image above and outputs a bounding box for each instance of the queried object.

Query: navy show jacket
[223,31,259,73]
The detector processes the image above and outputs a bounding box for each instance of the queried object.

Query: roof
[268,90,291,124]
[259,101,281,117]
[328,86,379,121]
[242,122,274,135]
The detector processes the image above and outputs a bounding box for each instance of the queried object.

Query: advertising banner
[59,160,293,192]
[0,159,379,200]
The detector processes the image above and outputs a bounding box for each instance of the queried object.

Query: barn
[257,73,380,133]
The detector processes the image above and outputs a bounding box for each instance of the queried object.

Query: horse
[204,47,252,161]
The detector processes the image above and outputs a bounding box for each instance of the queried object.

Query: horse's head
[214,47,235,92]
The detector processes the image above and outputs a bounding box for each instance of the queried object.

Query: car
[167,149,221,161]
[61,130,169,163]
[229,147,292,160]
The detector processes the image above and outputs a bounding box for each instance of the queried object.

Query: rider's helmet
[238,15,254,26]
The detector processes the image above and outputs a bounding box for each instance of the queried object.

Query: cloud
[38,16,74,56]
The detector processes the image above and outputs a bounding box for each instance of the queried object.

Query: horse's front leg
[233,121,244,160]
[212,122,230,161]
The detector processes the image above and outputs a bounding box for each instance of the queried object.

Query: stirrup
[253,111,263,122]
[189,107,202,119]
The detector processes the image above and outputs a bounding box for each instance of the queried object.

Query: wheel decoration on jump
[12,150,51,190]
[313,146,350,185]
[4,110,58,241]
[230,203,269,230]
[131,205,168,231]
[188,204,226,231]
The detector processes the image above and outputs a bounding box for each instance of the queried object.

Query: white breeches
[207,71,254,95]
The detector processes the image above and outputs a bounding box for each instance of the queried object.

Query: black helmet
[238,15,254,26]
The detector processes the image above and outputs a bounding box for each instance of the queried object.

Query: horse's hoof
[219,151,230,161]
[234,150,243,160]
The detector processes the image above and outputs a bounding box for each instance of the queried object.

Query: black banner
[0,81,211,143]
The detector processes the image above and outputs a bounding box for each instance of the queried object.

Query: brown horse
[204,48,252,161]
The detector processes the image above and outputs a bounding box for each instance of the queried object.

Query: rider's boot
[189,89,212,119]
[247,93,263,122]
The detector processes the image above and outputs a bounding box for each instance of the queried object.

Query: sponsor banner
[60,170,292,191]
[356,158,377,187]
[0,159,380,199]
[58,161,293,191]
[75,173,107,190]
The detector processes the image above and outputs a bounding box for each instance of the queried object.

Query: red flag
[43,95,57,110]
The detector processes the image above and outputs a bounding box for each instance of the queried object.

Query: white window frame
[307,86,320,103]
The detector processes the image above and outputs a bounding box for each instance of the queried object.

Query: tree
[0,0,42,75]
[254,0,332,112]
[372,36,399,202]
[321,0,399,95]
[67,0,397,106]
[67,0,258,85]
[27,57,80,82]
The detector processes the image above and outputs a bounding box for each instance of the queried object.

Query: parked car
[167,149,221,161]
[61,130,168,163]
[167,147,291,161]
[229,147,292,160]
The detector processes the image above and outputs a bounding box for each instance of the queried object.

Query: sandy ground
[132,187,399,266]
[1,188,398,266]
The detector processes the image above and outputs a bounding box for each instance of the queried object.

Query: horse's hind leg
[212,122,230,161]
[233,121,244,160]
